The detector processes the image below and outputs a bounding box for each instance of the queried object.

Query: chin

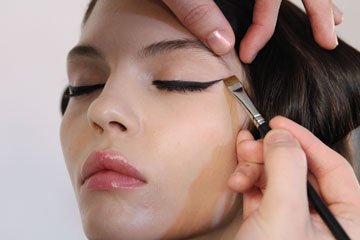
[82,220,143,240]
[79,198,169,240]
[81,211,154,240]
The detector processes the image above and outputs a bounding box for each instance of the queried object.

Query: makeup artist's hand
[228,116,360,239]
[162,0,343,63]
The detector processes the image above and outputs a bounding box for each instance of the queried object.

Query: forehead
[79,0,195,58]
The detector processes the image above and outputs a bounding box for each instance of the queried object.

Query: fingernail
[234,167,250,177]
[335,35,339,46]
[266,130,294,144]
[332,4,344,22]
[206,30,232,55]
[248,50,258,63]
[332,29,338,47]
[334,30,339,46]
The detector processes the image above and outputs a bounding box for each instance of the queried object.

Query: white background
[0,0,359,239]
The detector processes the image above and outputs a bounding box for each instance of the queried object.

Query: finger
[332,3,343,25]
[302,0,338,49]
[239,0,282,63]
[307,172,321,196]
[242,187,263,220]
[269,116,360,207]
[237,140,264,164]
[237,130,263,163]
[228,162,263,192]
[163,0,234,55]
[237,129,255,144]
[260,129,309,221]
[237,129,264,164]
[230,130,266,192]
[307,172,321,214]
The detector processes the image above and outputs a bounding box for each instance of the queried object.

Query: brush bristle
[223,75,243,89]
[223,75,241,87]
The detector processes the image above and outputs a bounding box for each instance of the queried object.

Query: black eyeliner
[152,79,222,90]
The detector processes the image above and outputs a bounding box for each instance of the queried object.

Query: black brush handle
[258,122,271,138]
[258,122,350,240]
[307,182,350,239]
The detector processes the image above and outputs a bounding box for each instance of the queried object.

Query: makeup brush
[223,75,350,240]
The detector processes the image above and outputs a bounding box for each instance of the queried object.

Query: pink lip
[80,150,146,190]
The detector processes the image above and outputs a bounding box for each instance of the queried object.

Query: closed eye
[65,79,222,97]
[152,79,222,93]
[66,83,105,97]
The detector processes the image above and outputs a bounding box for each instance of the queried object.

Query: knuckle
[182,3,215,27]
[254,23,275,38]
[237,161,252,170]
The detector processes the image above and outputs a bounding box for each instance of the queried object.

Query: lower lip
[81,170,146,190]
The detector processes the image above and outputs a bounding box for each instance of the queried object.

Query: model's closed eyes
[67,79,222,97]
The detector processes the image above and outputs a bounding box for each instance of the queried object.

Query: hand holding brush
[228,116,360,240]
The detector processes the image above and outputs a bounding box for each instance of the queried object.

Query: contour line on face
[61,0,248,239]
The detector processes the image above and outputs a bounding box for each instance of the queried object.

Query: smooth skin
[230,116,360,239]
[163,0,344,63]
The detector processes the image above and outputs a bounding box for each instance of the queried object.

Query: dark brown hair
[62,0,360,166]
[214,0,360,165]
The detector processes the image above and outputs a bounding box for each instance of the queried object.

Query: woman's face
[60,0,247,239]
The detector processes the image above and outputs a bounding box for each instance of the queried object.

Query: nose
[87,92,140,136]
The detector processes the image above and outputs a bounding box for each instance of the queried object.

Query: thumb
[162,0,235,55]
[259,129,309,223]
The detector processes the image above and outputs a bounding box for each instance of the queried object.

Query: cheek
[144,94,244,237]
[60,110,92,191]
[147,95,237,182]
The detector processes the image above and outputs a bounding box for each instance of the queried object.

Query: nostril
[91,122,103,133]
[109,121,127,132]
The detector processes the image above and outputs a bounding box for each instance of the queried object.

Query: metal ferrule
[230,84,265,128]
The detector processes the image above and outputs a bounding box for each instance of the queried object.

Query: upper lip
[81,150,147,184]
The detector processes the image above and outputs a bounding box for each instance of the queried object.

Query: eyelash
[66,79,222,97]
[152,80,221,93]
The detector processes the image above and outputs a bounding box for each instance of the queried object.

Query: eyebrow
[67,45,104,61]
[67,39,224,66]
[139,39,217,58]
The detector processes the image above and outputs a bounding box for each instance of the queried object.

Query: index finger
[163,0,235,55]
[270,116,360,207]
